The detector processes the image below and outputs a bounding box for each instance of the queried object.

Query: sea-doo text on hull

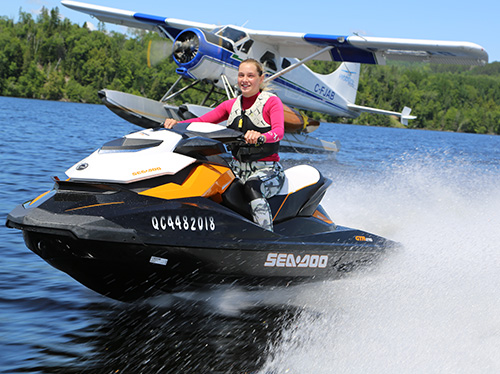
[6,123,396,301]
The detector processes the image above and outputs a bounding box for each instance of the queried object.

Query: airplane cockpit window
[260,51,277,71]
[217,27,248,43]
[282,58,291,69]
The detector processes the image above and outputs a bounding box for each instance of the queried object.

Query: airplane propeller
[173,31,199,64]
[147,39,173,67]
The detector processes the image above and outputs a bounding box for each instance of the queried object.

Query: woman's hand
[163,118,178,129]
[244,130,264,145]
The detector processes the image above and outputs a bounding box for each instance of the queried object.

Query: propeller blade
[147,39,173,67]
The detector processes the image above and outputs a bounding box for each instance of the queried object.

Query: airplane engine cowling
[173,30,200,64]
[172,28,236,82]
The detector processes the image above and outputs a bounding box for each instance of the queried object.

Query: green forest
[1,7,500,134]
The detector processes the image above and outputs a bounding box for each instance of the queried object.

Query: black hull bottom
[22,229,384,302]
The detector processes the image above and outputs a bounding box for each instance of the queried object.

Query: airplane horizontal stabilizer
[347,104,417,125]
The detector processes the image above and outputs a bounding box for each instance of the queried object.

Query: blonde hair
[240,58,264,76]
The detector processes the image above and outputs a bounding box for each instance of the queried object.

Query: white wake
[259,157,500,373]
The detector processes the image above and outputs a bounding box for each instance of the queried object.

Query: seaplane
[62,0,488,153]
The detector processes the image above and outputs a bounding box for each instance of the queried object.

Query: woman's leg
[231,160,285,231]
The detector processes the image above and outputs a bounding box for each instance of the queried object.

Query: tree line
[1,7,499,134]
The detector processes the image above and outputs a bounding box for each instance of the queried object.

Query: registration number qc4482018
[152,215,216,231]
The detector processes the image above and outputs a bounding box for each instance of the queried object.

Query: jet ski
[6,123,396,302]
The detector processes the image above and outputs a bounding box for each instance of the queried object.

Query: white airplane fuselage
[60,1,488,126]
[173,27,360,118]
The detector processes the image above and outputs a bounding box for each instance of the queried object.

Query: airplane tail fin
[323,62,418,125]
[322,62,360,104]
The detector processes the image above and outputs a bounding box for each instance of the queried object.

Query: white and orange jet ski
[6,123,396,301]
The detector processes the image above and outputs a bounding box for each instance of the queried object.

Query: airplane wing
[62,0,488,66]
[247,31,488,66]
[61,0,218,39]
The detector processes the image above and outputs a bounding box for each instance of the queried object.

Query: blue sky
[4,0,499,62]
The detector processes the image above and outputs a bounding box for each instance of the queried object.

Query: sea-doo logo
[76,163,88,171]
[132,167,161,176]
[264,253,328,268]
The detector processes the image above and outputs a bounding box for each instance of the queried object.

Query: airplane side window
[282,58,291,69]
[260,51,277,71]
[239,39,254,53]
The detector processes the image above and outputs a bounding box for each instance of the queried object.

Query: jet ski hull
[7,195,392,302]
[16,229,385,302]
[6,125,395,302]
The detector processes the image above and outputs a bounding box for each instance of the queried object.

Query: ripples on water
[1,97,499,373]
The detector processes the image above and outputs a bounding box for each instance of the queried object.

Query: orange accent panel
[29,190,52,206]
[139,164,235,201]
[313,209,334,224]
[65,201,125,212]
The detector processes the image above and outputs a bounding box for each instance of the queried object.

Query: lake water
[1,96,499,373]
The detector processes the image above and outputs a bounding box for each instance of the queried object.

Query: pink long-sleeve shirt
[181,92,284,161]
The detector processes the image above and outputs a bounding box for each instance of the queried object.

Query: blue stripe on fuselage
[208,52,348,112]
[175,34,354,116]
[175,28,235,70]
[273,76,353,115]
[221,55,352,115]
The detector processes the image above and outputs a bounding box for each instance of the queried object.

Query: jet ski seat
[221,165,331,223]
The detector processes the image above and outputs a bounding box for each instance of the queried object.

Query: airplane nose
[173,30,200,64]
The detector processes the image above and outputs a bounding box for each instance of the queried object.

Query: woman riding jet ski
[6,121,397,302]
[164,58,286,232]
